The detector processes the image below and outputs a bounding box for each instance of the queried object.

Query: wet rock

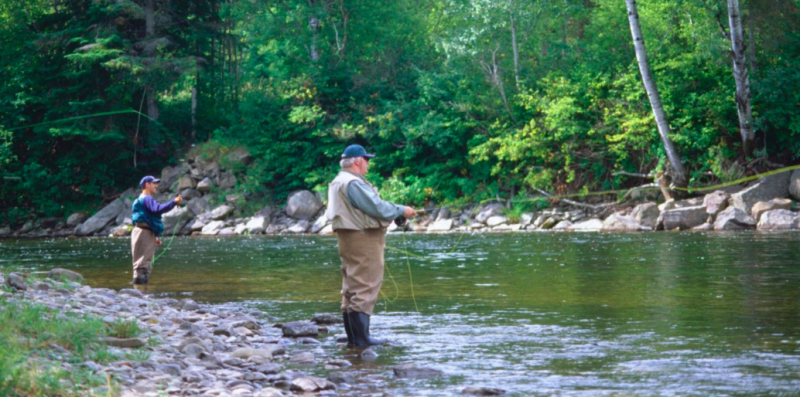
[757,210,800,230]
[102,337,145,348]
[48,268,84,283]
[290,376,336,392]
[66,212,89,227]
[311,313,342,325]
[229,314,261,330]
[463,386,507,395]
[552,220,572,230]
[254,388,285,397]
[285,220,310,234]
[209,205,234,221]
[286,190,323,220]
[713,207,756,230]
[703,191,730,217]
[289,351,315,364]
[212,326,232,337]
[6,272,27,291]
[600,213,648,232]
[568,219,603,232]
[631,202,659,229]
[282,321,319,337]
[75,199,125,235]
[662,206,707,230]
[751,198,792,221]
[393,363,443,378]
[730,173,791,214]
[328,372,355,384]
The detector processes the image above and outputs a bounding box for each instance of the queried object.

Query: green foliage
[1,0,799,219]
[106,318,142,339]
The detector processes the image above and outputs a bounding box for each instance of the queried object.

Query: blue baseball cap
[341,144,375,159]
[139,175,161,187]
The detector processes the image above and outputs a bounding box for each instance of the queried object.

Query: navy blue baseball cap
[341,144,375,159]
[139,175,161,187]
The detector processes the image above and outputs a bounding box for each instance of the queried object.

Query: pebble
[463,386,507,396]
[393,363,443,378]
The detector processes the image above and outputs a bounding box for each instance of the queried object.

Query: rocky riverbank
[3,149,800,239]
[3,268,505,397]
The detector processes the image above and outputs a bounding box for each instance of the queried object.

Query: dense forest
[1,0,799,223]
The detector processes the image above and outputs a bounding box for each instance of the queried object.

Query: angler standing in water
[130,176,182,285]
[327,144,418,347]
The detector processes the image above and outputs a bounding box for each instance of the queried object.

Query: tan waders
[131,225,155,284]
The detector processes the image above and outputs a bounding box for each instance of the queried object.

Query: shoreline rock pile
[3,159,800,238]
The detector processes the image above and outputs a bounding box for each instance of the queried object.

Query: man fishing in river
[130,176,182,285]
[327,144,418,348]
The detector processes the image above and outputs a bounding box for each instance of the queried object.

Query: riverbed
[2,232,800,396]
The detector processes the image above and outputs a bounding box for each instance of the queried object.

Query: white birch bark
[625,0,687,187]
[727,0,755,155]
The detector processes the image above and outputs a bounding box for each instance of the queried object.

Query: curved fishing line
[152,215,184,266]
[7,110,157,131]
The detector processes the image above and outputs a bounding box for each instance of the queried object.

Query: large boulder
[209,205,234,220]
[789,169,800,200]
[162,206,195,234]
[246,217,268,234]
[661,206,707,230]
[486,216,508,227]
[751,198,792,221]
[159,165,187,193]
[197,177,215,193]
[176,175,196,191]
[428,219,454,232]
[631,202,660,229]
[186,197,210,216]
[757,210,800,230]
[730,173,791,215]
[224,147,252,166]
[180,188,202,201]
[286,190,323,220]
[75,200,125,236]
[285,220,310,234]
[66,212,88,227]
[48,268,84,283]
[703,190,730,217]
[713,207,756,230]
[201,220,224,235]
[218,172,237,189]
[475,203,505,224]
[601,213,648,232]
[568,219,603,232]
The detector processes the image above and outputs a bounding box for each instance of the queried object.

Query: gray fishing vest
[326,170,392,231]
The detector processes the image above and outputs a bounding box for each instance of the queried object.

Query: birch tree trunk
[509,0,520,89]
[308,0,321,62]
[727,0,755,155]
[145,0,159,130]
[625,0,687,187]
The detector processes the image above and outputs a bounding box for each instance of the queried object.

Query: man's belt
[135,223,151,230]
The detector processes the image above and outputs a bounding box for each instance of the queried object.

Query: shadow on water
[2,232,800,395]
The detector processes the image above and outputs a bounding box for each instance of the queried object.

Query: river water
[2,232,800,396]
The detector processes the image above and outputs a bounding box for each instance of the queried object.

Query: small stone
[182,344,206,359]
[102,337,145,348]
[290,376,336,392]
[48,268,84,283]
[6,273,27,291]
[311,313,343,325]
[463,386,507,396]
[393,363,443,378]
[254,388,285,397]
[327,372,355,384]
[181,299,200,311]
[361,348,378,361]
[212,326,232,336]
[118,288,144,298]
[281,321,318,337]
[156,364,182,376]
[253,363,282,374]
[231,347,278,360]
[289,351,315,364]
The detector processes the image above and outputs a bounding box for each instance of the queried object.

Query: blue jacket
[131,194,176,237]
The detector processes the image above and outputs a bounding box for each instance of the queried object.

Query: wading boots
[342,312,355,347]
[346,311,386,348]
[132,269,149,285]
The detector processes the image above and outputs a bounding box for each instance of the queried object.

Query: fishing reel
[394,216,408,227]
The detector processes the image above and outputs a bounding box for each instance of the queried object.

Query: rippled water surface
[3,232,800,396]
